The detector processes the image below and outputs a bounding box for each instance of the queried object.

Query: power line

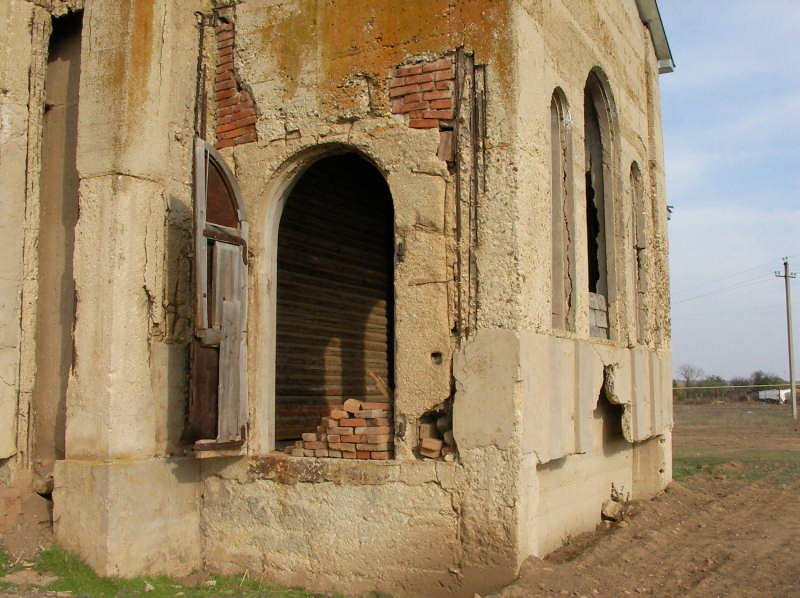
[672,274,773,305]
[671,253,800,297]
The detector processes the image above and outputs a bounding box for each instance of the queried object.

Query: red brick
[364,418,392,426]
[216,88,236,101]
[409,118,439,129]
[314,449,329,457]
[330,408,348,420]
[328,442,352,451]
[303,441,326,450]
[290,447,304,457]
[217,37,234,50]
[389,84,420,98]
[391,97,404,113]
[424,109,454,120]
[398,92,422,105]
[340,434,365,443]
[389,77,410,89]
[421,438,443,452]
[328,449,342,458]
[341,451,357,459]
[217,105,236,119]
[218,114,256,132]
[406,72,434,85]
[399,101,428,114]
[216,95,241,109]
[395,64,423,77]
[215,139,235,150]
[436,80,452,90]
[327,434,341,443]
[218,125,250,139]
[356,451,371,459]
[339,418,367,427]
[365,433,392,444]
[302,448,315,457]
[327,426,353,435]
[420,81,435,92]
[423,90,452,101]
[429,98,452,110]
[233,131,257,145]
[357,442,391,451]
[434,70,455,82]
[370,451,390,460]
[233,106,257,118]
[214,78,236,92]
[420,447,440,459]
[355,426,391,434]
[422,57,454,73]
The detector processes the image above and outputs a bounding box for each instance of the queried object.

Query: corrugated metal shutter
[276,154,394,441]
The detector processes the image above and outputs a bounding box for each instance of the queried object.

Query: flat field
[498,400,800,597]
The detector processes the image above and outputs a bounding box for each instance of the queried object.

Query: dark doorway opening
[275,153,394,443]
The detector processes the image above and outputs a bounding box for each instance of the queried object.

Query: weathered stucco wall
[0,1,35,470]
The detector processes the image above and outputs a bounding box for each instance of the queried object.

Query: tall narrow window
[631,162,647,343]
[184,139,249,455]
[550,89,574,330]
[584,70,616,340]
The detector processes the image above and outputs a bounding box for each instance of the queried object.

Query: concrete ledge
[53,457,201,577]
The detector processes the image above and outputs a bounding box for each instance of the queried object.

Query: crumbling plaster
[0,1,36,467]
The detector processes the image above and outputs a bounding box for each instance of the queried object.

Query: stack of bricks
[418,415,457,461]
[389,56,455,161]
[285,398,393,460]
[215,19,258,150]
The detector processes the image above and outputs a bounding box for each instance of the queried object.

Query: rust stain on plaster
[255,0,514,116]
[128,0,155,125]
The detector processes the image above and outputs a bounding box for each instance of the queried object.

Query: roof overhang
[635,0,675,74]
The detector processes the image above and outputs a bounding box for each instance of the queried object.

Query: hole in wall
[417,399,456,461]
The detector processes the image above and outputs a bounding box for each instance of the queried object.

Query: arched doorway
[275,153,394,443]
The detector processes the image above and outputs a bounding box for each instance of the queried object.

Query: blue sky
[658,1,800,380]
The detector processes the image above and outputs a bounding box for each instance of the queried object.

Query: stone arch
[253,144,395,452]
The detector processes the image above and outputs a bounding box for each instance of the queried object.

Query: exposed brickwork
[215,20,257,150]
[390,55,455,161]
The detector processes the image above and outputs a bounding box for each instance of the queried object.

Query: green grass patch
[0,545,378,598]
[673,449,800,483]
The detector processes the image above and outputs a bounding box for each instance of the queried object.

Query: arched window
[185,139,249,454]
[550,88,574,330]
[584,69,617,339]
[631,162,647,343]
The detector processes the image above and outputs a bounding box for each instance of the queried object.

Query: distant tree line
[673,364,788,402]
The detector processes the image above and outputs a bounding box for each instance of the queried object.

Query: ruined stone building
[0,0,674,596]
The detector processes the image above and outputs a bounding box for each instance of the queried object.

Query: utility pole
[775,258,797,420]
